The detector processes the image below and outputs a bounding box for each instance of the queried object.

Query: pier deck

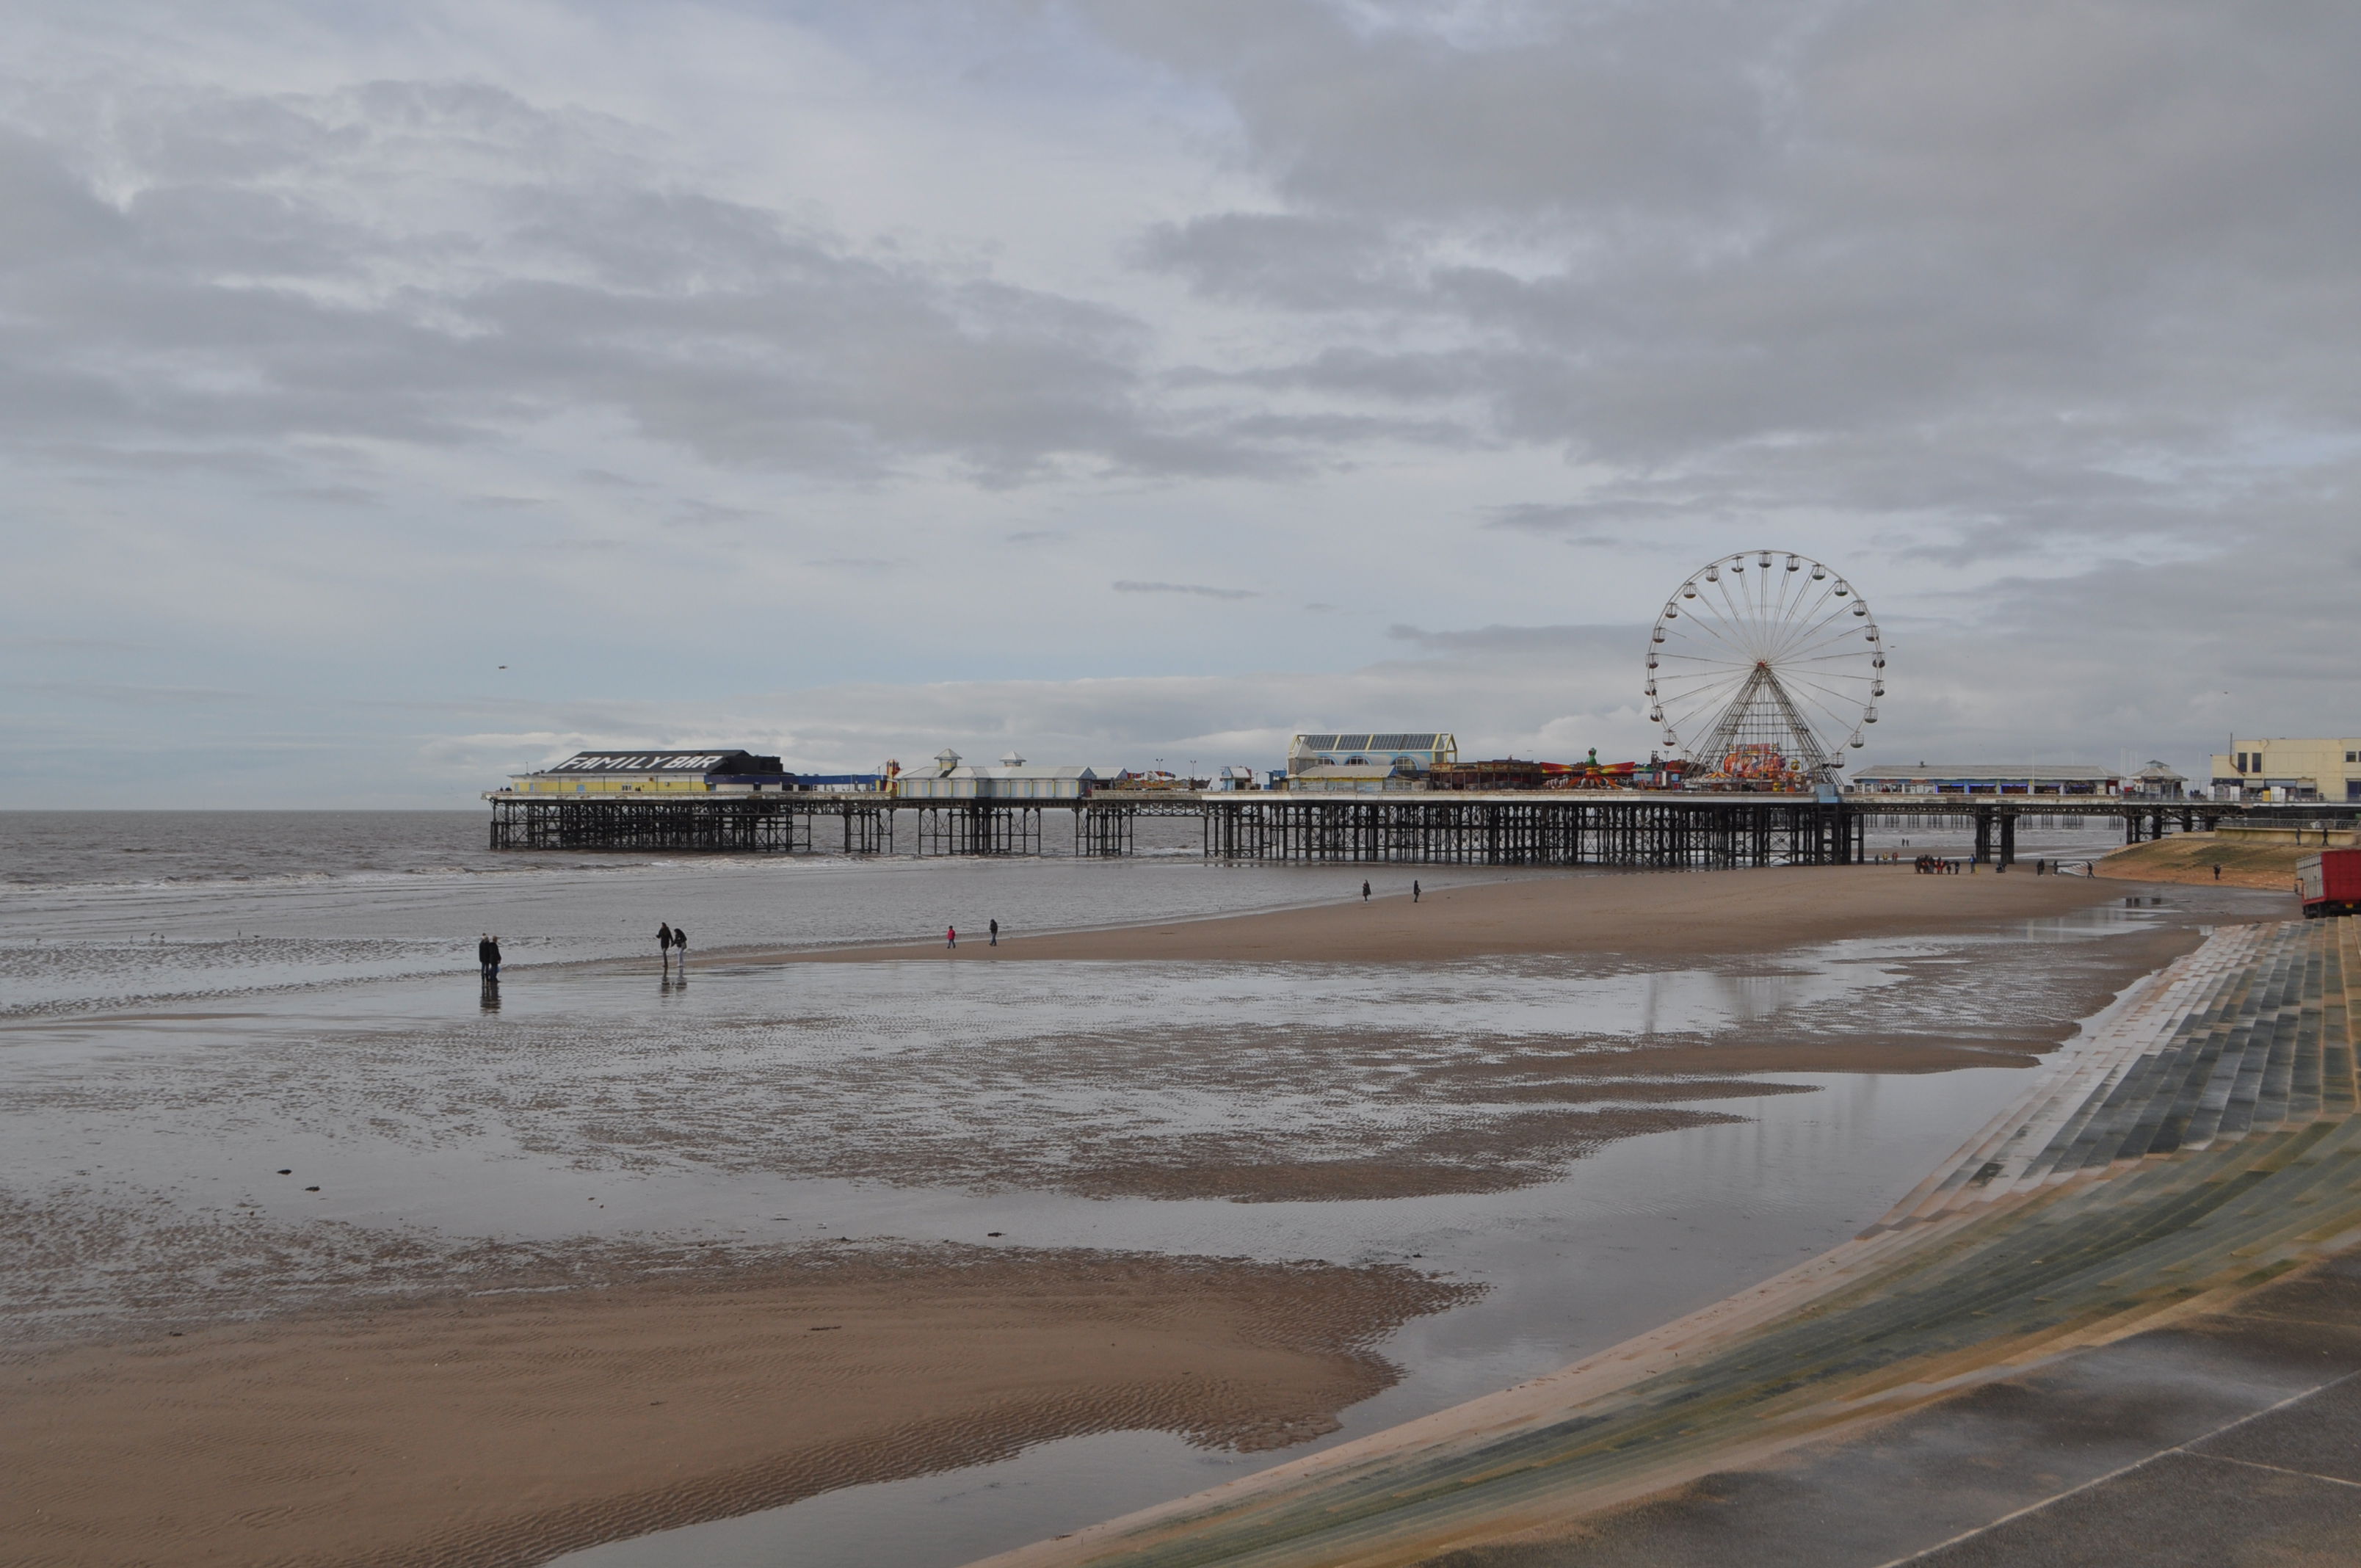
[486,791,2357,867]
[486,791,1868,867]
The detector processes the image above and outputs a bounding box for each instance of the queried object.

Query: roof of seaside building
[1287,733,1458,772]
[1291,733,1454,752]
[527,749,788,776]
[1852,763,2120,782]
[914,748,1096,780]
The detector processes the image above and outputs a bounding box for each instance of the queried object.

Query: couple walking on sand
[945,919,1000,949]
[476,934,502,977]
[657,921,689,970]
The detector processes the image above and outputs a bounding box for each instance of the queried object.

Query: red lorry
[2298,849,2361,918]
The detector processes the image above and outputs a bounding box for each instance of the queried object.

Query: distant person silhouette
[670,926,686,967]
[486,935,501,976]
[658,922,674,968]
[2213,864,2222,881]
[947,925,957,949]
[477,933,494,978]
[1412,880,1421,903]
[989,918,998,947]
[1361,880,1371,902]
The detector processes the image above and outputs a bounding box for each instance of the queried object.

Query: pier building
[2128,760,2187,799]
[891,749,1100,800]
[1285,733,1457,780]
[2211,737,2361,802]
[1849,762,2122,796]
[506,749,799,794]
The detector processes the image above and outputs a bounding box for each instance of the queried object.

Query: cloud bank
[0,1,2353,804]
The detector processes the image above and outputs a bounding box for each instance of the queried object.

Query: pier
[487,790,1865,865]
[487,789,2361,867]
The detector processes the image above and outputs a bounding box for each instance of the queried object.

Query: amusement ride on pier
[1648,550,1884,794]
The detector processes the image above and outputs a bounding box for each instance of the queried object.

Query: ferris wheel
[1645,551,1885,785]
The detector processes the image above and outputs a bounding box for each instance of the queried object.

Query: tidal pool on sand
[549,1066,2033,1568]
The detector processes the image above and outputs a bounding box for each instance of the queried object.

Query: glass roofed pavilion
[1849,763,2122,796]
[1286,733,1457,778]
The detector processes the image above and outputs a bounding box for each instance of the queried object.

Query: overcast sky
[3,0,2355,806]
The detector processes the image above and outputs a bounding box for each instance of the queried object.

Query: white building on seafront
[893,749,1100,800]
[1848,763,2123,796]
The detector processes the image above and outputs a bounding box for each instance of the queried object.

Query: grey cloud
[0,81,1310,483]
[1482,501,1689,538]
[1095,0,2361,558]
[1111,580,1261,600]
[8,679,252,705]
[808,556,905,574]
[1388,623,1636,656]
[1085,0,1781,219]
[1133,211,1399,310]
[270,484,380,507]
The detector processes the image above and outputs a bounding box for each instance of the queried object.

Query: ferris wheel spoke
[1709,576,1766,658]
[1658,670,1752,705]
[1676,597,1752,658]
[1769,576,1839,636]
[1785,674,1868,719]
[1776,626,1879,664]
[1763,600,1855,664]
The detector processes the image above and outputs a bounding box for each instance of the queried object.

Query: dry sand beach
[778,863,2149,967]
[0,862,2296,1568]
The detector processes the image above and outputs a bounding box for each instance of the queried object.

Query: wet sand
[1,863,2293,1568]
[0,1249,1467,1568]
[775,863,2209,965]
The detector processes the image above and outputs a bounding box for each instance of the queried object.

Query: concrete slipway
[984,917,2361,1567]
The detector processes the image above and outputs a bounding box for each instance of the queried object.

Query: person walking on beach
[2213,863,2222,882]
[1361,879,1371,903]
[485,934,502,977]
[946,925,957,949]
[670,925,686,968]
[657,922,674,969]
[477,933,494,978]
[989,918,998,947]
[1412,879,1421,903]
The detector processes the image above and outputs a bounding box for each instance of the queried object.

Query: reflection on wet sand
[0,865,2296,1568]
